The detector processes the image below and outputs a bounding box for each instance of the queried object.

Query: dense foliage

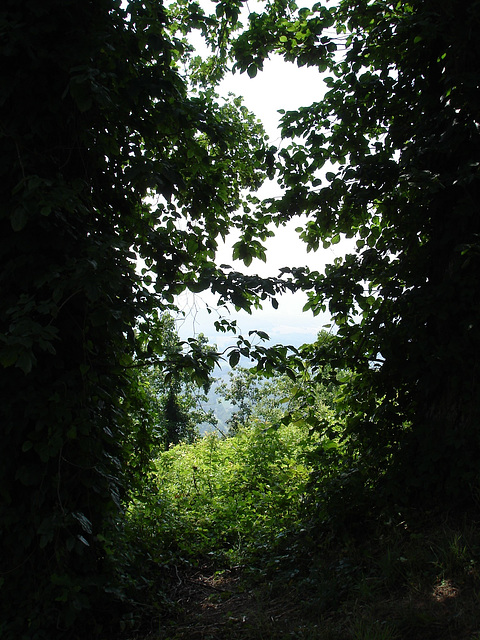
[124,314,217,492]
[215,359,338,434]
[0,1,279,636]
[2,0,479,636]
[227,0,480,505]
[135,421,314,565]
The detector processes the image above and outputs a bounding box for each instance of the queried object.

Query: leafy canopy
[2,0,480,635]
[0,0,287,635]
[221,0,480,503]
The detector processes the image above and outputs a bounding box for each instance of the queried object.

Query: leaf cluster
[226,0,480,505]
[0,0,285,635]
[127,419,316,569]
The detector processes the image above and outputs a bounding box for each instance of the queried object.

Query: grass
[120,428,480,639]
[123,509,480,640]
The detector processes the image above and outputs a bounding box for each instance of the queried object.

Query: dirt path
[156,565,309,640]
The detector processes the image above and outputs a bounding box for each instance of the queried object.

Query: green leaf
[11,207,28,231]
[15,351,34,374]
[229,350,240,367]
[21,441,34,452]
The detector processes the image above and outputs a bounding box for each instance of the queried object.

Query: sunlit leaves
[142,418,316,562]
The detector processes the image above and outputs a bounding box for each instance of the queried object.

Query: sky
[175,14,351,352]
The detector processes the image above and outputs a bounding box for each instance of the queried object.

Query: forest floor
[135,513,480,640]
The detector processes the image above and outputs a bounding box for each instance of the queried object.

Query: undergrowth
[118,421,480,639]
[127,421,314,567]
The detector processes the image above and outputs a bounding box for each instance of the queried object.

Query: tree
[0,1,282,635]
[217,367,263,433]
[228,0,480,507]
[217,346,339,435]
[3,0,479,632]
[124,314,216,491]
[162,387,195,448]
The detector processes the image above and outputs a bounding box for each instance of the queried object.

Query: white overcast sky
[176,5,351,350]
